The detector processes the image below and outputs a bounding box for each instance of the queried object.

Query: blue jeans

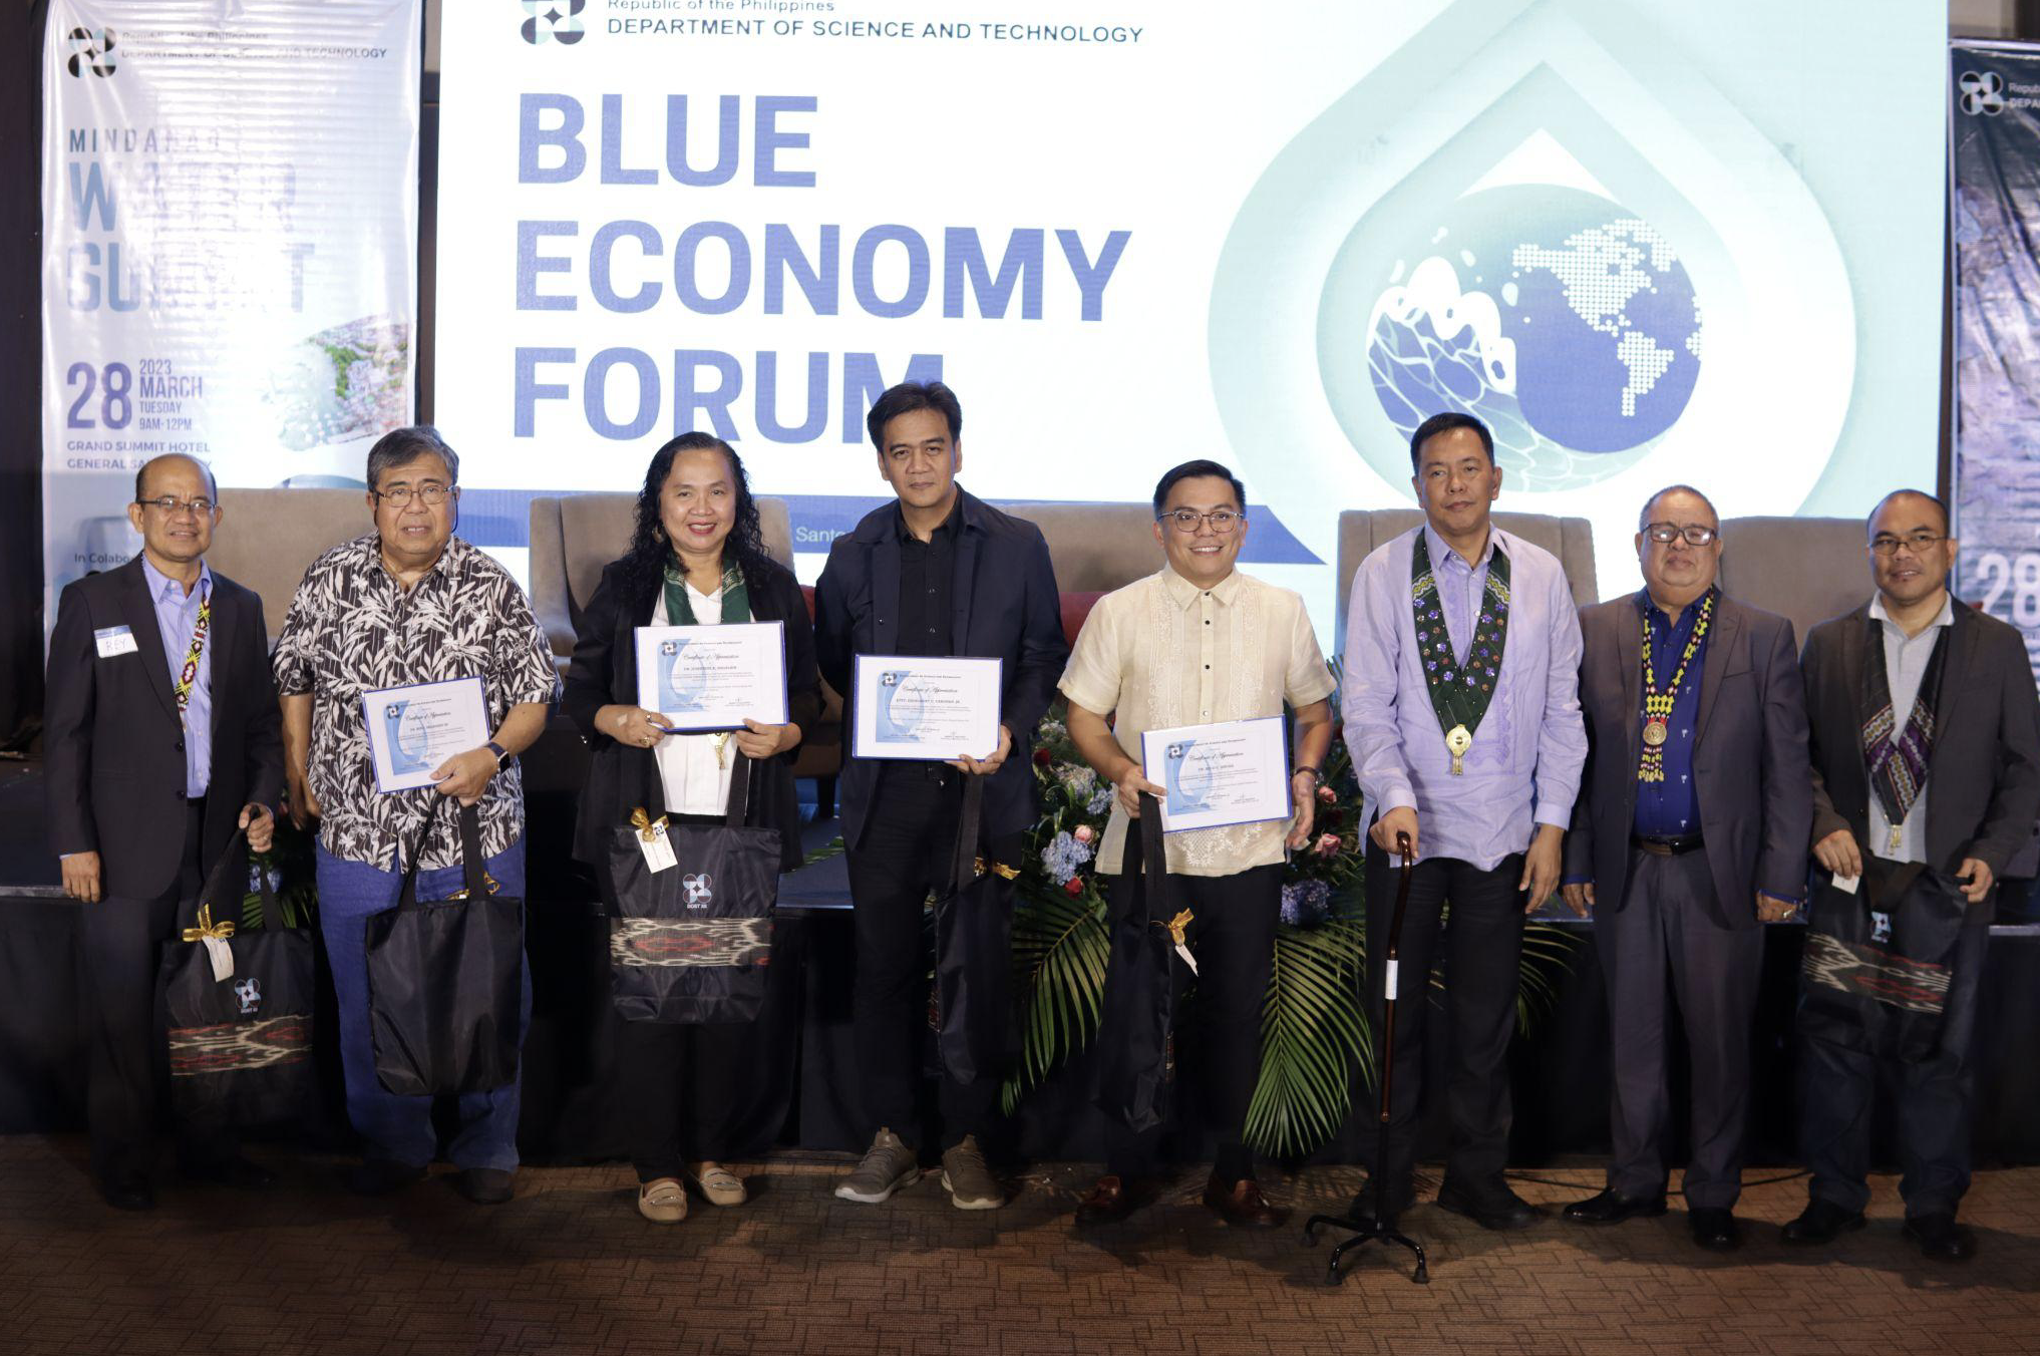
[316,839,532,1171]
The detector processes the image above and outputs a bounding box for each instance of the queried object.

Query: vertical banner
[39,0,420,623]
[1953,41,2040,679]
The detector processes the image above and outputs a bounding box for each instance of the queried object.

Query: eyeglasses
[1158,508,1244,534]
[373,483,456,507]
[1871,532,1947,557]
[135,496,215,516]
[1644,522,1718,546]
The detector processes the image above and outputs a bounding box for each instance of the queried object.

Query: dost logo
[1960,70,2006,116]
[66,27,116,78]
[520,0,586,45]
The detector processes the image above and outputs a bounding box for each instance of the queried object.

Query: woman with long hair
[562,431,821,1223]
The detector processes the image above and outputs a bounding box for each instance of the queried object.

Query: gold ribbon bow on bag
[1164,909,1199,976]
[182,903,237,983]
[630,807,668,843]
[973,857,1021,881]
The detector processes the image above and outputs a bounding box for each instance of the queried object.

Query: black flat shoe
[182,1153,276,1192]
[1564,1188,1669,1225]
[346,1158,427,1196]
[100,1175,155,1211]
[1901,1212,1976,1262]
[1782,1199,1866,1245]
[450,1168,516,1205]
[1436,1183,1540,1231]
[1689,1206,1741,1252]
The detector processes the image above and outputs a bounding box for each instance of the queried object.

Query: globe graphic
[1364,185,1704,491]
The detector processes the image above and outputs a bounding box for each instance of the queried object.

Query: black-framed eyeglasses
[1870,532,1946,557]
[1644,522,1717,546]
[135,496,215,516]
[1158,508,1244,535]
[373,483,456,507]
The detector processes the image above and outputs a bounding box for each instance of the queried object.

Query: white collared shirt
[651,582,740,816]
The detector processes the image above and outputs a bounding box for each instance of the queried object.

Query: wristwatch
[1294,765,1324,786]
[486,740,511,771]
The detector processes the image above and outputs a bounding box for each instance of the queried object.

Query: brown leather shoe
[1075,1174,1137,1226]
[1203,1174,1286,1228]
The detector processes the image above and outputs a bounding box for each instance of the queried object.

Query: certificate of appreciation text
[1139,716,1292,834]
[851,655,1004,761]
[362,676,492,794]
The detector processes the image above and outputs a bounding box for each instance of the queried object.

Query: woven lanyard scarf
[661,558,752,766]
[1637,589,1716,784]
[1860,612,1950,857]
[1410,530,1510,775]
[172,583,212,726]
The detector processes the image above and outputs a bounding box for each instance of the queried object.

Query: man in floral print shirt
[274,426,557,1205]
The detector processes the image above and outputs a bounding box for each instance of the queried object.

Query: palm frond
[1244,919,1370,1158]
[1000,882,1111,1114]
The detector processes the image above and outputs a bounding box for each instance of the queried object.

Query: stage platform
[1,1135,2036,1356]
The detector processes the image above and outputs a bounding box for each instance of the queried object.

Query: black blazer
[1564,592,1812,929]
[812,488,1070,847]
[45,556,284,901]
[1802,598,2040,879]
[562,553,821,873]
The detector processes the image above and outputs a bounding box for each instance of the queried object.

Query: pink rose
[1316,785,1337,804]
[1314,832,1341,857]
[1073,824,1096,844]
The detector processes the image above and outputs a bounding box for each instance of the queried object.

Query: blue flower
[1280,879,1333,927]
[1086,785,1114,815]
[1039,830,1094,885]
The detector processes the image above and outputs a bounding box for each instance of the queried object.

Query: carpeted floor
[1,1137,2036,1355]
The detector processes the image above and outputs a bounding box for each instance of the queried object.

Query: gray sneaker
[939,1135,1003,1210]
[834,1127,920,1203]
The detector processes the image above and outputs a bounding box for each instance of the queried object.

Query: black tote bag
[364,801,526,1096]
[1093,794,1191,1135]
[606,752,781,1024]
[1799,857,1965,1063]
[160,828,317,1126]
[929,777,1019,1086]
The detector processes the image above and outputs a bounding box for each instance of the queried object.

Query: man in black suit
[814,381,1069,1210]
[1785,490,2040,1262]
[1560,485,1811,1251]
[45,453,284,1209]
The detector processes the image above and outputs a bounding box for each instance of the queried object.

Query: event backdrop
[1952,40,2040,681]
[38,0,421,622]
[432,0,1944,634]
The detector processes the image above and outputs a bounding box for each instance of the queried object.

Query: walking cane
[1303,830,1429,1285]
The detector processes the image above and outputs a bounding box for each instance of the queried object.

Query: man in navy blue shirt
[1559,485,1811,1251]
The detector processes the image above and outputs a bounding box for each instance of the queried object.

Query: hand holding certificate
[1139,716,1292,834]
[634,622,789,732]
[363,677,492,794]
[851,655,1004,762]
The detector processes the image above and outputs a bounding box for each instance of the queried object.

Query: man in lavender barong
[1339,411,1587,1231]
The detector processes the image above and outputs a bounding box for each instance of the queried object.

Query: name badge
[94,625,138,658]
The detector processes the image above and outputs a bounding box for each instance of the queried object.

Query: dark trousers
[1103,862,1281,1185]
[1596,847,1763,1209]
[1799,879,1990,1218]
[617,1019,748,1182]
[79,799,210,1185]
[844,764,1007,1151]
[1363,840,1524,1207]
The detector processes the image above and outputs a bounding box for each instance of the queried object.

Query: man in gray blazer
[1786,490,2040,1262]
[1559,485,1812,1251]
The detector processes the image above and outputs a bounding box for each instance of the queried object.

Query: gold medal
[1642,718,1669,748]
[1888,823,1903,855]
[1446,723,1473,776]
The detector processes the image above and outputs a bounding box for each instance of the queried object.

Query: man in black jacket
[1787,490,2040,1261]
[1559,485,1811,1252]
[45,453,284,1210]
[813,381,1068,1210]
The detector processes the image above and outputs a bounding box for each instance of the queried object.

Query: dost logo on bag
[234,977,262,1016]
[683,873,714,909]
